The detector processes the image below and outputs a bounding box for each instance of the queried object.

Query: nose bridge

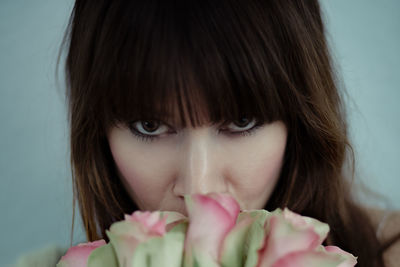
[189,134,208,184]
[177,129,221,196]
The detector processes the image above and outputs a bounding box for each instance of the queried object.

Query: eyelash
[128,120,263,143]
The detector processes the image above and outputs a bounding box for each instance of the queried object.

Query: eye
[225,117,256,132]
[128,117,264,142]
[128,120,170,142]
[221,117,263,137]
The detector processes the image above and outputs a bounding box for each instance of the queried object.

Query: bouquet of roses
[57,193,357,267]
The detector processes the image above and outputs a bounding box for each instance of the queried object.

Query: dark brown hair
[59,1,397,266]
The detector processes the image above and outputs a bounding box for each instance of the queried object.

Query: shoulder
[13,244,67,267]
[363,206,400,267]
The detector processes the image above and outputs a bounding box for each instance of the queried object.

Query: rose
[57,211,187,267]
[182,192,255,267]
[57,193,357,267]
[106,210,187,267]
[183,194,356,267]
[269,245,358,267]
[56,240,106,267]
[239,208,357,267]
[57,193,254,267]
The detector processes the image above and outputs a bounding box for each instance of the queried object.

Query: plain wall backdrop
[1,0,399,266]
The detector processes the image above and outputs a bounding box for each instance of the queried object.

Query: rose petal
[238,210,273,267]
[107,211,168,267]
[183,193,240,265]
[282,208,329,245]
[159,210,188,231]
[271,249,346,267]
[125,211,167,236]
[257,213,321,266]
[219,216,255,267]
[57,240,106,267]
[325,246,358,267]
[207,192,241,221]
[131,231,185,267]
[87,243,118,267]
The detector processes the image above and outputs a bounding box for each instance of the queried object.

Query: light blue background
[1,1,399,266]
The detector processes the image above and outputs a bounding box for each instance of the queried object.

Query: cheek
[246,149,284,194]
[108,129,174,210]
[227,124,287,209]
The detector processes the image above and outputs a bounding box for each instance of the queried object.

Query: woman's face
[107,117,287,217]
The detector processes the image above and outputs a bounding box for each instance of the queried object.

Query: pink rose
[106,211,168,267]
[124,211,168,236]
[324,246,358,267]
[256,208,357,267]
[57,194,357,267]
[107,210,187,267]
[271,245,357,267]
[57,239,106,267]
[183,192,241,266]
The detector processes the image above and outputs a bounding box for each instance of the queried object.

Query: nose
[173,128,227,198]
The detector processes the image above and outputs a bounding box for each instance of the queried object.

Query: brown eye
[129,120,169,136]
[233,117,251,127]
[226,117,256,132]
[141,120,160,133]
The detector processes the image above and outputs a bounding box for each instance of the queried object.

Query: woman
[15,0,400,266]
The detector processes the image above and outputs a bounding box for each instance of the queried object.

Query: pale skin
[107,118,288,217]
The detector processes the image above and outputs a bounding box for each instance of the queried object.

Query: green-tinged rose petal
[107,230,138,267]
[87,243,118,267]
[106,213,168,267]
[323,246,358,266]
[159,211,187,224]
[159,211,189,232]
[183,249,220,267]
[219,216,254,267]
[237,210,273,267]
[272,251,341,267]
[272,245,356,267]
[183,193,240,266]
[168,220,188,235]
[282,208,330,245]
[56,240,106,267]
[57,261,68,267]
[131,231,185,267]
[258,215,322,266]
[108,220,144,238]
